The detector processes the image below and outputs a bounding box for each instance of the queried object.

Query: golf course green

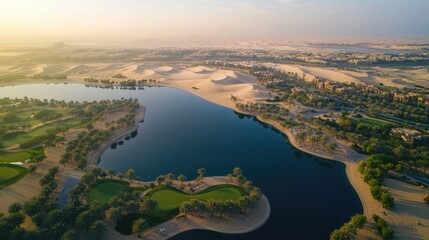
[86,179,130,204]
[0,164,28,189]
[0,147,45,163]
[147,184,245,214]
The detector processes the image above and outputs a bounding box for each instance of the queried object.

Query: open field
[148,184,245,214]
[1,118,88,147]
[359,117,397,127]
[0,108,69,129]
[0,164,28,189]
[0,147,44,163]
[86,179,130,204]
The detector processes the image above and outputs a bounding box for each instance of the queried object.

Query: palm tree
[242,180,254,194]
[139,197,157,216]
[226,173,233,182]
[156,175,165,185]
[132,218,149,237]
[92,167,103,179]
[236,174,246,186]
[61,229,76,240]
[107,169,115,178]
[326,142,338,155]
[233,167,242,177]
[177,174,186,183]
[197,168,206,180]
[179,202,192,218]
[117,172,124,181]
[135,176,142,184]
[89,220,105,240]
[166,172,175,181]
[126,169,135,182]
[34,155,45,165]
[105,207,121,224]
[29,165,37,174]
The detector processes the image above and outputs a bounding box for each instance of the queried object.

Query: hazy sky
[1,0,428,40]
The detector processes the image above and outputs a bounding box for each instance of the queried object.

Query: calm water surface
[0,83,362,239]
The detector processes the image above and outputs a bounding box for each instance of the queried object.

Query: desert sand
[264,63,429,89]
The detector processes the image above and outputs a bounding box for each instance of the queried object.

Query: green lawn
[116,184,246,235]
[0,147,45,163]
[1,118,89,147]
[360,118,397,127]
[86,179,130,204]
[147,184,245,213]
[0,108,69,129]
[0,164,28,189]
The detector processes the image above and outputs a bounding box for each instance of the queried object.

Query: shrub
[372,214,394,240]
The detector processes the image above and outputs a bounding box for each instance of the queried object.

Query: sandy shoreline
[89,105,146,166]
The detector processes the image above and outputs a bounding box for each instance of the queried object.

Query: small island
[82,167,269,239]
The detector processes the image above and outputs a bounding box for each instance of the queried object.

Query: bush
[373,214,394,240]
[329,214,366,240]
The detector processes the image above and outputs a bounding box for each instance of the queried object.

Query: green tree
[197,168,206,180]
[107,169,115,178]
[132,218,149,237]
[139,196,157,216]
[126,169,135,182]
[8,202,22,214]
[61,229,76,240]
[28,165,37,174]
[90,220,106,240]
[233,167,242,177]
[117,172,124,181]
[177,174,186,183]
[156,175,165,185]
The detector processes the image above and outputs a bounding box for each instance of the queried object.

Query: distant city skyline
[1,0,428,41]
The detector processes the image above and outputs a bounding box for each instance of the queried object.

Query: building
[391,128,428,145]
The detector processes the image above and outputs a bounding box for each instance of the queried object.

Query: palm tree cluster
[179,167,262,219]
[179,198,240,218]
[60,128,114,169]
[330,214,366,240]
[295,129,338,154]
[0,167,107,240]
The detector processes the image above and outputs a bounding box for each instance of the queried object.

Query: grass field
[116,184,246,235]
[86,179,130,204]
[0,108,69,129]
[147,184,245,214]
[0,164,28,189]
[1,118,89,147]
[360,117,396,127]
[0,147,45,163]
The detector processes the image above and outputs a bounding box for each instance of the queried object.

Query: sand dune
[64,64,92,75]
[95,64,125,72]
[188,66,214,74]
[266,63,429,89]
[42,64,68,75]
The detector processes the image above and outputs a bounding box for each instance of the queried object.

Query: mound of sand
[187,66,214,74]
[64,64,92,75]
[95,64,124,72]
[42,64,68,75]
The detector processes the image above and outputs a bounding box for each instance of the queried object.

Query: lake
[0,83,362,239]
